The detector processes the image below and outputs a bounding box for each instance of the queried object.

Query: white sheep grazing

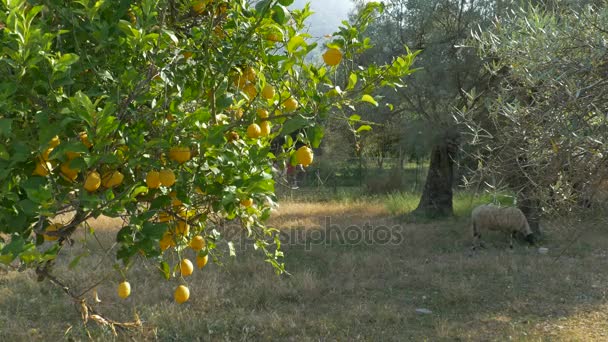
[471,204,535,249]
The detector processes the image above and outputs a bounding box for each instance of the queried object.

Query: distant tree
[351,0,514,216]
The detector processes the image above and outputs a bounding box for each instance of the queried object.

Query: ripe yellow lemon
[247,123,261,139]
[146,170,161,189]
[296,146,314,167]
[80,132,93,148]
[118,281,131,299]
[196,254,209,269]
[60,162,79,182]
[257,108,269,119]
[283,97,299,112]
[41,147,54,161]
[84,171,101,192]
[180,259,194,277]
[177,208,196,220]
[233,74,247,89]
[323,48,343,66]
[43,223,61,241]
[65,151,81,160]
[240,198,253,207]
[169,147,191,164]
[266,32,282,42]
[159,169,176,187]
[192,1,208,14]
[127,9,137,25]
[101,170,124,188]
[226,131,240,142]
[175,220,190,237]
[174,285,190,304]
[49,135,61,148]
[261,85,275,99]
[158,212,172,223]
[189,236,206,251]
[244,67,257,82]
[243,84,257,100]
[230,107,244,119]
[33,160,52,176]
[260,121,271,137]
[159,231,175,251]
[213,26,225,39]
[171,197,183,208]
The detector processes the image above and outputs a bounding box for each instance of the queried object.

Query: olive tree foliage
[461,3,608,228]
[351,0,514,216]
[0,0,416,284]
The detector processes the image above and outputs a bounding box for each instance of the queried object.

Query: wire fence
[275,157,429,198]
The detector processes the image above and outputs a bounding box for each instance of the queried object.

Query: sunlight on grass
[384,191,516,217]
[384,192,419,215]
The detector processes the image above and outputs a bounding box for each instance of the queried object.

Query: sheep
[471,204,535,249]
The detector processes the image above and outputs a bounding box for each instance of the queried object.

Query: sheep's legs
[472,232,486,250]
[472,222,484,250]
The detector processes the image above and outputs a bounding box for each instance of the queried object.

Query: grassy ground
[2,194,608,341]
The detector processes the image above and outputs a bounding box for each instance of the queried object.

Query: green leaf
[278,0,294,5]
[0,119,12,137]
[356,125,372,133]
[0,236,34,264]
[68,252,89,269]
[70,91,94,126]
[361,94,378,106]
[142,222,168,240]
[162,29,179,44]
[0,144,9,160]
[271,5,290,25]
[130,186,149,199]
[159,261,170,280]
[255,0,272,14]
[22,177,52,204]
[116,226,134,243]
[347,73,358,90]
[54,53,79,72]
[216,93,234,111]
[307,125,324,148]
[349,114,361,122]
[18,199,38,216]
[281,115,309,135]
[287,35,307,54]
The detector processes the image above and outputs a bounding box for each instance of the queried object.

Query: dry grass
[2,200,608,341]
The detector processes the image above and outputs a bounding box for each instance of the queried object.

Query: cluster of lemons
[117,236,208,304]
[33,133,125,193]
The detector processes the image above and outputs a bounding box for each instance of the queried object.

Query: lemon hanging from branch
[323,48,343,66]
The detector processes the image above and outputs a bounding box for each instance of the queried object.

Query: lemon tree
[0,0,416,303]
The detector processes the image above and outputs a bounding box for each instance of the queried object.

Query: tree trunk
[517,194,541,236]
[507,153,542,238]
[414,131,459,217]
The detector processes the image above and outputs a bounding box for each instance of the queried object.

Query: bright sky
[291,0,355,38]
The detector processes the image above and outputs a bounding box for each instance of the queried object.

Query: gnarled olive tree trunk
[414,130,460,217]
[517,192,542,236]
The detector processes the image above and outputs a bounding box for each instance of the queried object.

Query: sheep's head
[524,233,536,245]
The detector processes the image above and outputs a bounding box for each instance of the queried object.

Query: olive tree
[462,3,608,231]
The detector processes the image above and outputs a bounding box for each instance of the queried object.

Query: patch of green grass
[383,190,517,218]
[453,191,515,217]
[384,192,421,215]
